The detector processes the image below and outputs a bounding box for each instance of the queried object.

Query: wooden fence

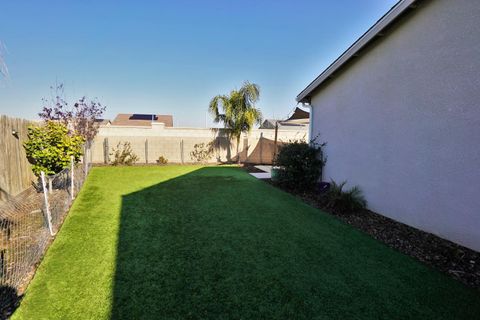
[0,115,35,202]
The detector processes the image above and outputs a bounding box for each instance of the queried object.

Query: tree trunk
[236,136,241,164]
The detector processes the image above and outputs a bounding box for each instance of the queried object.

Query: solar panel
[129,114,158,120]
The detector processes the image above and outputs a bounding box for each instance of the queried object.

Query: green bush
[157,156,168,165]
[323,180,367,213]
[24,121,84,176]
[274,139,325,190]
[110,142,139,166]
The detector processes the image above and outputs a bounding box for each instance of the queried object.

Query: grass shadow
[110,166,480,319]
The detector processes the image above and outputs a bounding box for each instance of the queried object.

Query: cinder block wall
[91,126,308,164]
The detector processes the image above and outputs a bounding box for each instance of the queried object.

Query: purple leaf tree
[39,84,106,144]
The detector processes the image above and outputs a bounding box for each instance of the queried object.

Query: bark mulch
[262,178,480,290]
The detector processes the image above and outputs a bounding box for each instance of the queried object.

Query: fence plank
[0,115,35,202]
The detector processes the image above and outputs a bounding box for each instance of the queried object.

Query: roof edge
[296,0,417,103]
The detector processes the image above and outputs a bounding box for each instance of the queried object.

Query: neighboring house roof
[297,0,418,103]
[95,119,111,126]
[260,107,310,129]
[260,118,308,130]
[260,119,281,129]
[286,107,310,121]
[111,114,173,127]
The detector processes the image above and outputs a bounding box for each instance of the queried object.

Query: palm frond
[240,81,260,106]
[208,81,262,138]
[209,95,229,123]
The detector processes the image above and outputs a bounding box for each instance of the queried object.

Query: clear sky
[0,0,397,127]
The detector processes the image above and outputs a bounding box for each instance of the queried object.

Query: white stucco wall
[309,0,480,251]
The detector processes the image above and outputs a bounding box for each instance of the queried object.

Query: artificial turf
[12,166,480,319]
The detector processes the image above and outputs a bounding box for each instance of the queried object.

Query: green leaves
[324,180,367,213]
[23,121,85,176]
[208,81,263,140]
[110,142,139,166]
[274,140,325,190]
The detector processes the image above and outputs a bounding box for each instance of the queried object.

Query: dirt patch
[264,179,480,290]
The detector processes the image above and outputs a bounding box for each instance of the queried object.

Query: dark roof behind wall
[287,107,310,121]
[112,114,173,127]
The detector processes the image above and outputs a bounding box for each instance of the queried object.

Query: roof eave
[296,0,417,103]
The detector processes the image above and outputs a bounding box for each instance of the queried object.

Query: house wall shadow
[110,167,247,319]
[241,137,286,164]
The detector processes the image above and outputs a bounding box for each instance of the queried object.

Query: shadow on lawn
[110,167,249,319]
[110,166,480,320]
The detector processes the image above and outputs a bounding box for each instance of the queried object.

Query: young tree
[208,81,263,163]
[38,84,106,144]
[24,121,84,177]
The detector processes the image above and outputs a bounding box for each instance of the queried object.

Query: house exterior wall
[309,0,480,251]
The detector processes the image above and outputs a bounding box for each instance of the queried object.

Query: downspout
[303,100,322,182]
[303,101,313,144]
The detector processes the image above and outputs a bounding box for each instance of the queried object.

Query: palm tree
[209,81,263,163]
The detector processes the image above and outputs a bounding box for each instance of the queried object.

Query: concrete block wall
[91,125,308,164]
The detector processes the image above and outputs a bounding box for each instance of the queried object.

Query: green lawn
[12,166,480,319]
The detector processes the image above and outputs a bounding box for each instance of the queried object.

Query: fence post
[40,171,54,236]
[84,144,89,180]
[180,139,184,164]
[273,122,278,163]
[70,156,75,200]
[145,138,148,164]
[103,137,109,164]
[259,132,263,164]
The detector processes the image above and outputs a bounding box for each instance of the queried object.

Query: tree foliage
[209,81,262,162]
[38,84,106,142]
[24,121,85,176]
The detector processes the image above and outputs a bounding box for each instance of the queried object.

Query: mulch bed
[260,177,480,290]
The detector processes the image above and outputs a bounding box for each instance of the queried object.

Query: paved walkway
[249,165,272,179]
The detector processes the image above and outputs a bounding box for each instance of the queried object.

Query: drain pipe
[302,101,313,144]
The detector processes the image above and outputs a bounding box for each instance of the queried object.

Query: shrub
[24,121,84,176]
[190,142,213,163]
[157,156,168,165]
[274,139,325,190]
[110,142,138,166]
[323,180,367,213]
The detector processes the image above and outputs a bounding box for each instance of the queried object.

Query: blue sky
[0,0,397,127]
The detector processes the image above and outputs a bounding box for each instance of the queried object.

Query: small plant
[110,142,138,166]
[190,142,213,163]
[323,180,367,213]
[274,138,326,190]
[157,156,168,165]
